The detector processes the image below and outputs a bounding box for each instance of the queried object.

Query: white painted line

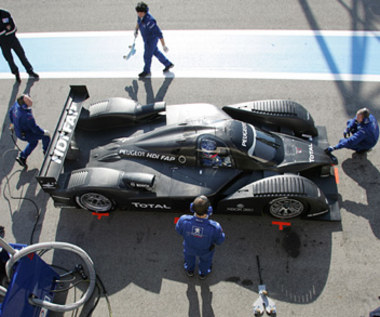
[17,29,380,38]
[18,30,132,38]
[1,71,379,82]
[2,29,380,82]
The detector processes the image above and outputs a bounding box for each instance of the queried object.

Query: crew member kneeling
[175,195,225,279]
[325,107,379,155]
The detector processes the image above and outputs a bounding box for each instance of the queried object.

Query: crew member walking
[325,107,379,154]
[0,9,39,83]
[134,2,174,79]
[9,94,50,168]
[176,195,225,279]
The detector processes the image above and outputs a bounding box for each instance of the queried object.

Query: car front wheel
[75,192,115,212]
[267,197,306,219]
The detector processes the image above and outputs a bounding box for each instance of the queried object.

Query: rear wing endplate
[37,85,89,191]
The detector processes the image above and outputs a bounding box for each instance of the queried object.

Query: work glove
[163,45,169,53]
[343,129,351,138]
[324,146,335,154]
[134,29,138,38]
[44,130,51,137]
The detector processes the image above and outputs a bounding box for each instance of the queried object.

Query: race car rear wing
[37,85,89,191]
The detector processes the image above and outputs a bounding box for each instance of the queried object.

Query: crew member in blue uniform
[134,2,174,79]
[0,9,39,83]
[176,195,225,279]
[9,94,50,168]
[325,108,379,154]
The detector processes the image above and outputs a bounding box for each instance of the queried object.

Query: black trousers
[0,35,33,74]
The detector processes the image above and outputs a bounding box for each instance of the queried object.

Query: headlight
[320,165,334,177]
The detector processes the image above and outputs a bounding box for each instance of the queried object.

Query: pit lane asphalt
[0,1,380,316]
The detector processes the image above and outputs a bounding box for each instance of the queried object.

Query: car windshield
[252,129,282,162]
[229,121,283,164]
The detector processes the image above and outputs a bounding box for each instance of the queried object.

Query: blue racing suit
[176,214,225,275]
[137,11,171,73]
[9,101,50,159]
[335,114,379,152]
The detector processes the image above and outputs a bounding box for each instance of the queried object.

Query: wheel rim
[269,197,304,219]
[77,193,113,212]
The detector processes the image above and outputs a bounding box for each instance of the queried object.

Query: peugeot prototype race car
[37,86,340,221]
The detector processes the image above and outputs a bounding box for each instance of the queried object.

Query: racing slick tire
[75,192,116,213]
[267,197,308,219]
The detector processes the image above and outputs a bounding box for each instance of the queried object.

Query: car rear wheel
[267,197,306,219]
[75,192,115,212]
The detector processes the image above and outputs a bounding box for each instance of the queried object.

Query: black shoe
[163,63,174,73]
[28,71,39,79]
[16,156,27,168]
[15,72,21,83]
[138,71,151,79]
[185,270,194,277]
[199,266,212,280]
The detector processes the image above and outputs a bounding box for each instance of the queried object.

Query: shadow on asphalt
[125,76,174,104]
[299,0,380,120]
[341,155,380,239]
[51,208,342,312]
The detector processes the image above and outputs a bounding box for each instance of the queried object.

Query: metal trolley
[0,237,96,317]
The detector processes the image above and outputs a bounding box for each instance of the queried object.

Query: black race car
[37,86,340,221]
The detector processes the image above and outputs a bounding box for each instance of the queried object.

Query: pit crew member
[175,195,225,279]
[325,107,379,154]
[134,2,174,79]
[9,94,50,168]
[0,9,39,83]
